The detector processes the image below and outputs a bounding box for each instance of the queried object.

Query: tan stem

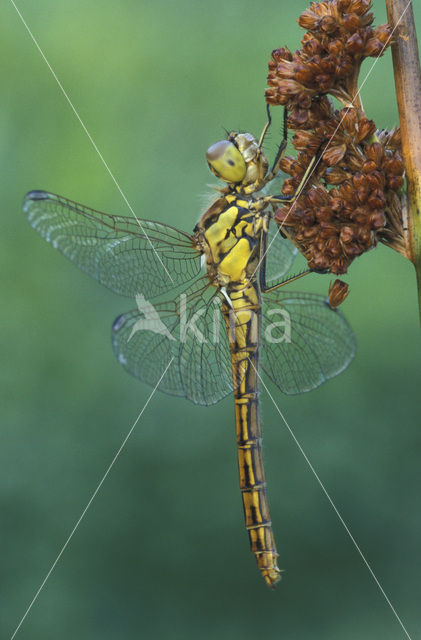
[386,0,421,324]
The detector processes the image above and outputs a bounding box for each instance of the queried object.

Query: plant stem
[385,0,421,325]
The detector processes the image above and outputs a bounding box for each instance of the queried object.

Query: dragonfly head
[206,132,269,190]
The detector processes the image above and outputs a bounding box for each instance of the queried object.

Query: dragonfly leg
[261,269,312,293]
[260,106,289,186]
[258,226,312,293]
[258,103,273,149]
[269,151,317,204]
[269,132,327,205]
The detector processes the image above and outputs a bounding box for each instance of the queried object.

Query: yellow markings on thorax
[203,198,258,284]
[219,239,251,282]
[204,206,237,248]
[234,198,249,209]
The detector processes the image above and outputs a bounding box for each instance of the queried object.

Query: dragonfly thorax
[194,193,266,288]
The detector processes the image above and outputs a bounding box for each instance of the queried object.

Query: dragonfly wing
[261,291,356,395]
[264,219,298,288]
[23,190,201,299]
[111,277,234,406]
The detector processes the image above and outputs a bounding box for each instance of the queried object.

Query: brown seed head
[266,0,392,123]
[267,1,406,278]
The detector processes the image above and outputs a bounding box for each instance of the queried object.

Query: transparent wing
[23,190,201,299]
[111,277,235,406]
[261,291,356,395]
[264,218,298,288]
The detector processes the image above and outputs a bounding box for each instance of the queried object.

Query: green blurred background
[1,1,420,638]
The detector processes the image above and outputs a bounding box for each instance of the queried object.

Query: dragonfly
[23,113,356,588]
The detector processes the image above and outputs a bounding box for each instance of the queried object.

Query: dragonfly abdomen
[222,283,281,588]
[235,387,281,588]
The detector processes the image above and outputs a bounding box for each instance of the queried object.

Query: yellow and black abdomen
[196,193,280,587]
[221,283,281,588]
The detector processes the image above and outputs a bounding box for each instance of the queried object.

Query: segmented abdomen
[222,282,281,588]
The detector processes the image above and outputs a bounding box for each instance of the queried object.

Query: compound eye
[206,140,247,183]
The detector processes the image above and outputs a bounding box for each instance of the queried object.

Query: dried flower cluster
[266,0,407,275]
[276,108,405,273]
[266,0,392,121]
